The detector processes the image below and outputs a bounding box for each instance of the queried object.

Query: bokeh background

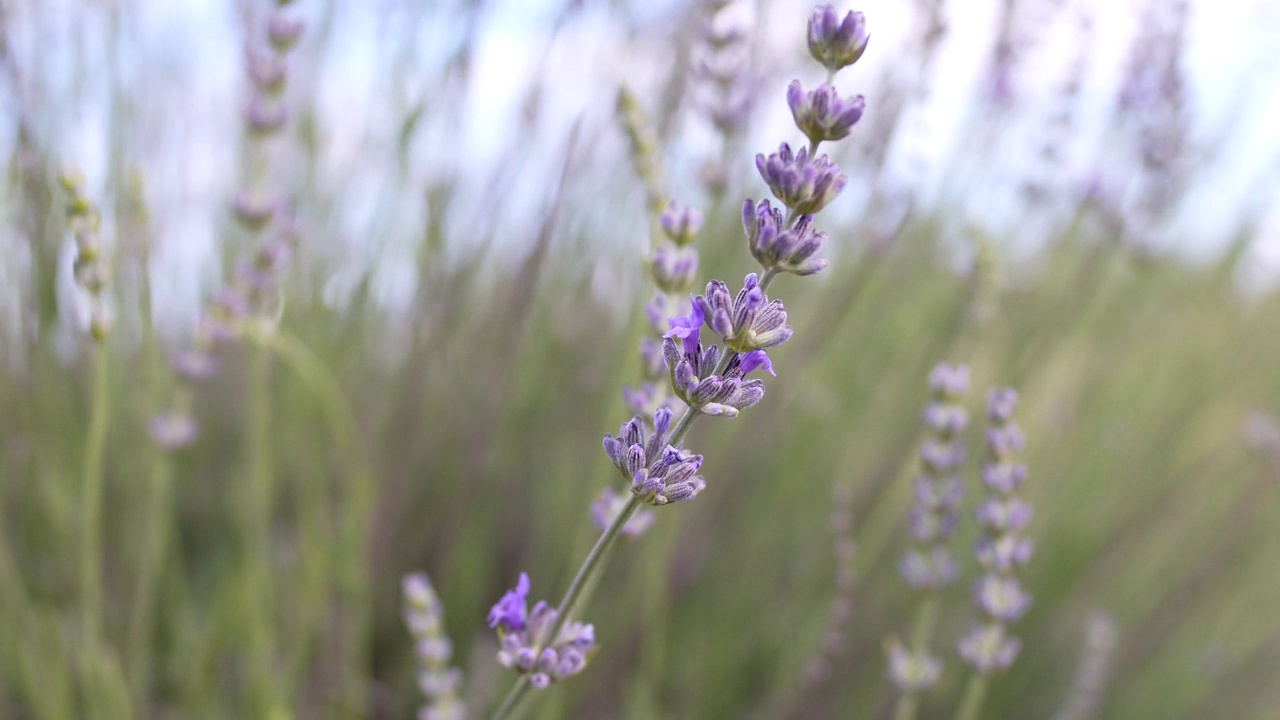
[3,0,1280,718]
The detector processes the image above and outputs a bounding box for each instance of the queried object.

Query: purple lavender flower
[149,411,198,450]
[232,191,278,231]
[787,81,866,145]
[664,296,706,356]
[755,143,847,215]
[603,408,675,479]
[696,273,793,352]
[490,575,597,688]
[885,639,941,693]
[899,547,957,590]
[247,52,287,95]
[743,199,829,276]
[488,572,531,632]
[630,446,707,505]
[246,95,288,134]
[404,572,467,720]
[960,387,1034,676]
[661,332,768,417]
[659,201,704,246]
[807,5,869,72]
[957,623,1021,675]
[267,11,305,53]
[651,246,699,294]
[171,349,220,382]
[590,487,655,537]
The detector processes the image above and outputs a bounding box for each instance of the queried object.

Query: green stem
[242,348,279,716]
[954,675,990,720]
[491,675,535,720]
[127,451,173,710]
[80,348,111,651]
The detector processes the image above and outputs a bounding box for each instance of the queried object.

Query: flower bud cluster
[61,168,112,343]
[900,363,970,592]
[958,388,1033,675]
[603,408,707,506]
[694,0,756,137]
[403,573,467,720]
[150,3,306,451]
[489,573,597,689]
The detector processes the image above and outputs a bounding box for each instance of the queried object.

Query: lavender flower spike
[755,143,847,215]
[807,5,869,72]
[661,307,770,419]
[659,200,704,246]
[959,387,1035,677]
[744,199,829,276]
[696,273,794,352]
[490,574,597,688]
[787,81,866,145]
[403,573,467,720]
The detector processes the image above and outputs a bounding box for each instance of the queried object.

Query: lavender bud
[246,95,288,134]
[247,52,288,95]
[974,574,1032,623]
[267,12,305,53]
[171,349,221,383]
[149,411,198,450]
[957,623,1021,675]
[754,143,847,215]
[232,191,278,231]
[787,81,866,145]
[651,246,699,294]
[807,5,869,72]
[659,201,704,245]
[885,639,941,692]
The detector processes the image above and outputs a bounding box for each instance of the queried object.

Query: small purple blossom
[232,191,278,231]
[149,411,198,450]
[267,11,305,53]
[658,201,704,245]
[929,363,970,397]
[590,487,655,537]
[491,576,597,688]
[787,81,866,145]
[661,334,767,418]
[630,445,707,505]
[755,143,847,215]
[171,349,220,382]
[651,246,699,294]
[663,296,706,356]
[807,5,869,72]
[487,572,530,632]
[743,199,829,276]
[246,94,288,134]
[900,546,957,590]
[957,623,1021,675]
[885,639,941,693]
[697,273,793,352]
[738,349,775,377]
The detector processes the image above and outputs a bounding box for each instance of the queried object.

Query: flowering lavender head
[929,363,970,398]
[664,295,706,356]
[807,5,869,72]
[602,407,674,481]
[247,95,288,134]
[958,623,1021,675]
[492,578,597,688]
[696,273,793,352]
[631,446,707,505]
[171,349,220,382]
[590,487,655,537]
[975,534,1034,573]
[974,574,1032,623]
[787,81,865,145]
[885,639,941,692]
[659,201,704,246]
[651,246,699,294]
[755,143,847,215]
[974,497,1033,534]
[267,11,305,53]
[149,411,198,450]
[487,572,531,633]
[988,387,1019,423]
[900,546,957,590]
[661,334,768,417]
[233,191,277,231]
[743,199,828,276]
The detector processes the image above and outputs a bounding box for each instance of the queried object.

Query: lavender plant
[486,5,869,718]
[404,573,468,720]
[888,363,970,720]
[955,387,1034,720]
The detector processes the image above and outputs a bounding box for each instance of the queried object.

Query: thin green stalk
[892,594,941,720]
[127,451,172,711]
[249,328,374,717]
[79,348,111,656]
[242,347,280,717]
[954,675,990,720]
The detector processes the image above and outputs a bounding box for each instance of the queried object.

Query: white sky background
[4,0,1280,333]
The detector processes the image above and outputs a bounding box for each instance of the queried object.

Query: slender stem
[80,348,111,649]
[491,675,534,720]
[242,347,279,716]
[954,675,990,720]
[127,451,172,709]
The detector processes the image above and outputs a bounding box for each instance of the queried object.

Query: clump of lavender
[61,168,112,343]
[403,573,467,720]
[489,6,868,718]
[888,363,969,717]
[149,0,306,450]
[955,388,1034,720]
[488,573,597,689]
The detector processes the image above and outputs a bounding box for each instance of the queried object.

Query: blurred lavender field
[2,0,1280,718]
